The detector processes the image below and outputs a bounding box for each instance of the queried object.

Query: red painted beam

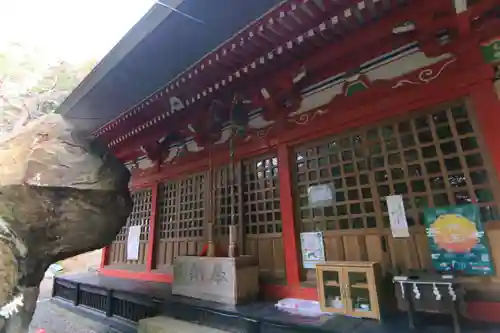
[470,81,500,186]
[277,144,301,287]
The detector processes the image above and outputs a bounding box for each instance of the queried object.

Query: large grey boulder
[0,114,132,332]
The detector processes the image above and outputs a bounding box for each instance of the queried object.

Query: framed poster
[300,232,326,269]
[423,204,494,276]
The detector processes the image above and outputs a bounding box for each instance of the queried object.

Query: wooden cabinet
[316,261,382,320]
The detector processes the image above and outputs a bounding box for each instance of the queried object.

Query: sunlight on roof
[0,0,154,63]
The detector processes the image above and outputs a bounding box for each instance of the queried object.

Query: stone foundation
[138,316,227,333]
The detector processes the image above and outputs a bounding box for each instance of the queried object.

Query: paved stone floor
[28,277,118,333]
[29,301,118,333]
[29,277,230,333]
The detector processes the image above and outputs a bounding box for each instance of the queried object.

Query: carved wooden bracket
[184,100,227,147]
[257,66,306,127]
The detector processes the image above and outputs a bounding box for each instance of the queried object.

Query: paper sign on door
[386,195,410,238]
[127,225,141,260]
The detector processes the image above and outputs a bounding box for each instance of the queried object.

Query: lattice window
[115,190,152,242]
[242,155,282,235]
[157,174,205,240]
[295,132,378,232]
[295,102,500,231]
[214,165,240,236]
[178,174,205,238]
[375,103,499,226]
[157,181,178,239]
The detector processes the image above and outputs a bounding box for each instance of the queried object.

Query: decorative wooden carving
[259,66,307,122]
[127,42,464,168]
[187,100,227,146]
[231,93,253,136]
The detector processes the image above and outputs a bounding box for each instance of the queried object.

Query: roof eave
[57,1,183,118]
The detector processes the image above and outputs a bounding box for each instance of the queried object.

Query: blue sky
[0,0,154,62]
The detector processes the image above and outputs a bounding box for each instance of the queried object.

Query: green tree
[0,42,95,135]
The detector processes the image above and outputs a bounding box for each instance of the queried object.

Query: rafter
[110,1,456,159]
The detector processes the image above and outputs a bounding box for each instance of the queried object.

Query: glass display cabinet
[316,261,382,320]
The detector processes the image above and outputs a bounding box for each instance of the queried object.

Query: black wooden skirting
[52,277,159,333]
[52,274,500,333]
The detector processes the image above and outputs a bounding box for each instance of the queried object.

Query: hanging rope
[229,94,237,232]
[205,100,216,257]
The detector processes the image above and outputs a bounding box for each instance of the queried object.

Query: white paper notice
[300,232,326,269]
[307,184,335,208]
[386,195,410,238]
[127,225,141,260]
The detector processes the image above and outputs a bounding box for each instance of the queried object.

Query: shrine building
[54,0,500,331]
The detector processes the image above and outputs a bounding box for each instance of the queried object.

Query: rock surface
[0,114,132,332]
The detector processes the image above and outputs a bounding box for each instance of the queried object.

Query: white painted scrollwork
[214,127,233,145]
[392,58,457,88]
[288,109,329,125]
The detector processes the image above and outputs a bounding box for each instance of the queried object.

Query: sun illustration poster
[424,205,494,276]
[431,214,478,253]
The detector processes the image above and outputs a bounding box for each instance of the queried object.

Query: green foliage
[0,42,95,135]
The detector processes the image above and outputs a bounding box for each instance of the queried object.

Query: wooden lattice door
[107,189,152,268]
[242,154,285,281]
[212,163,241,252]
[293,101,500,279]
[155,173,206,271]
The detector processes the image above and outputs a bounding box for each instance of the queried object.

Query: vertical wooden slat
[166,242,173,265]
[485,229,500,274]
[414,231,432,269]
[273,238,286,278]
[179,241,188,256]
[324,235,345,261]
[236,161,245,252]
[365,234,386,270]
[343,235,363,261]
[259,239,273,274]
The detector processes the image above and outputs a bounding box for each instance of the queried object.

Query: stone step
[138,316,229,333]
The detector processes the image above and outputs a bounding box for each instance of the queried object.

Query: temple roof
[59,0,283,132]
